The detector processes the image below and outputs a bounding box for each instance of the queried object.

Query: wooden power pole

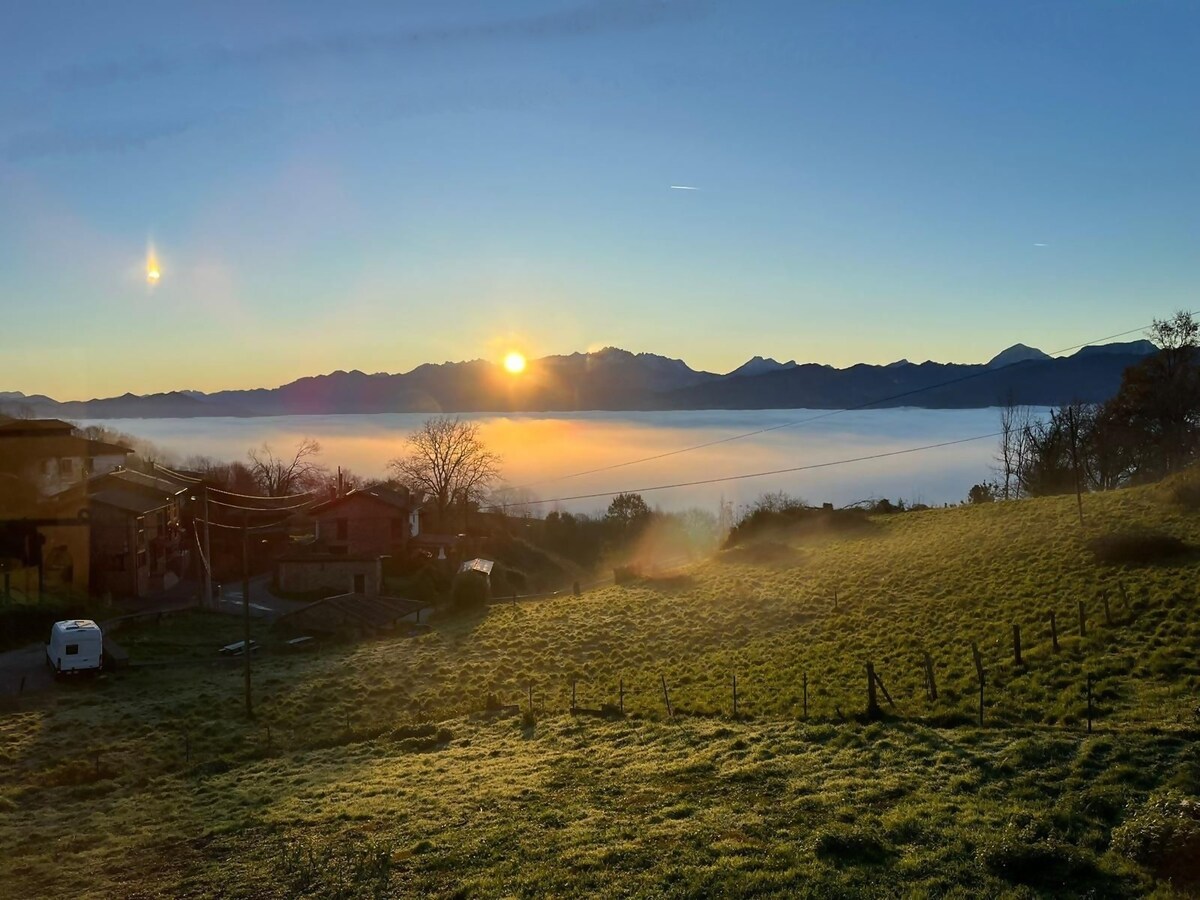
[242,512,253,719]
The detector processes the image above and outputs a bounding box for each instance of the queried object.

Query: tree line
[974,311,1199,503]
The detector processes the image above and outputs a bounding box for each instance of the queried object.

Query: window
[58,457,74,477]
[65,644,79,656]
[335,518,348,540]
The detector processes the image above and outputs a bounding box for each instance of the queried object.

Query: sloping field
[2,476,1199,897]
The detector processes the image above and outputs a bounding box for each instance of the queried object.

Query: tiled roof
[90,488,169,515]
[308,486,416,516]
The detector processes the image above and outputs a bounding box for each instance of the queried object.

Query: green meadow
[3,474,1199,897]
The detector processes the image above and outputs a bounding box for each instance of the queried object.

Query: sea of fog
[82,408,1046,516]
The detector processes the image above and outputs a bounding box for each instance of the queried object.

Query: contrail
[670,184,699,191]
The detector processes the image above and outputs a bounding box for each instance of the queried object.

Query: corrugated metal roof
[458,558,494,576]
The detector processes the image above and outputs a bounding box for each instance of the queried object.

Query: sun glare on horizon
[504,351,527,374]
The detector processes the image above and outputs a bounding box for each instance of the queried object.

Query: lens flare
[504,351,527,374]
[145,246,161,285]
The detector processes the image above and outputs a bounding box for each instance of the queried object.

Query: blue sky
[2,0,1197,398]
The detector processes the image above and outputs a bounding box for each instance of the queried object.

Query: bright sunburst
[145,245,161,285]
[503,351,527,374]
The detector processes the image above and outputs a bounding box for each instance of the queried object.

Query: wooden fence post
[866,662,880,718]
[1012,624,1022,667]
[660,675,673,720]
[873,668,895,708]
[1078,601,1087,638]
[528,684,534,716]
[833,588,839,613]
[1086,673,1094,733]
[618,678,625,714]
[1049,611,1059,652]
[923,651,938,701]
[731,674,738,718]
[571,679,577,714]
[266,723,273,755]
[802,672,808,720]
[184,731,191,765]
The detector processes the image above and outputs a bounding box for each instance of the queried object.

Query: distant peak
[1071,339,1158,359]
[986,343,1051,368]
[728,356,798,377]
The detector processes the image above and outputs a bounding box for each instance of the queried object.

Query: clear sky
[2,1,1196,399]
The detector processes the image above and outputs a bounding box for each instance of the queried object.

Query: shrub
[968,482,997,504]
[1089,531,1189,565]
[1171,479,1200,511]
[450,572,489,610]
[725,505,873,548]
[976,826,1096,888]
[390,724,453,752]
[1112,793,1200,887]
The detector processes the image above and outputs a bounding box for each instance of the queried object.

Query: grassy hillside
[2,476,1199,897]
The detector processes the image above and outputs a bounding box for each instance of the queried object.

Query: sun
[145,246,161,285]
[503,351,527,374]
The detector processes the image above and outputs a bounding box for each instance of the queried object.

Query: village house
[0,419,132,600]
[304,486,422,557]
[273,486,423,597]
[86,469,189,598]
[276,552,383,597]
[0,418,130,497]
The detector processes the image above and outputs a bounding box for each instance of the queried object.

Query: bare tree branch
[247,439,326,496]
[388,417,501,528]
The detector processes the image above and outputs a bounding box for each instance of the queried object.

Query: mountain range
[0,340,1160,420]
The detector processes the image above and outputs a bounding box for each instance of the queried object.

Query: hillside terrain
[1,341,1157,419]
[1,474,1199,897]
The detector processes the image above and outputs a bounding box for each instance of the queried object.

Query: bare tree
[996,397,1032,500]
[389,417,501,528]
[247,439,326,496]
[489,484,539,520]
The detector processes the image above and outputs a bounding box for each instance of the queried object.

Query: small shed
[458,558,494,578]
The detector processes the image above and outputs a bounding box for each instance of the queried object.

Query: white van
[46,620,104,675]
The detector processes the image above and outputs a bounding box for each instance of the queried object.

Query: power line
[152,462,201,484]
[204,495,315,513]
[153,461,318,502]
[207,485,318,502]
[485,431,1003,510]
[154,460,324,504]
[195,516,297,532]
[513,317,1167,490]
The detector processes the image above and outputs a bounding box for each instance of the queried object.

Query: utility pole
[203,483,213,609]
[242,512,253,719]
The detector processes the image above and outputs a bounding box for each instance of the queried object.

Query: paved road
[211,574,307,619]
